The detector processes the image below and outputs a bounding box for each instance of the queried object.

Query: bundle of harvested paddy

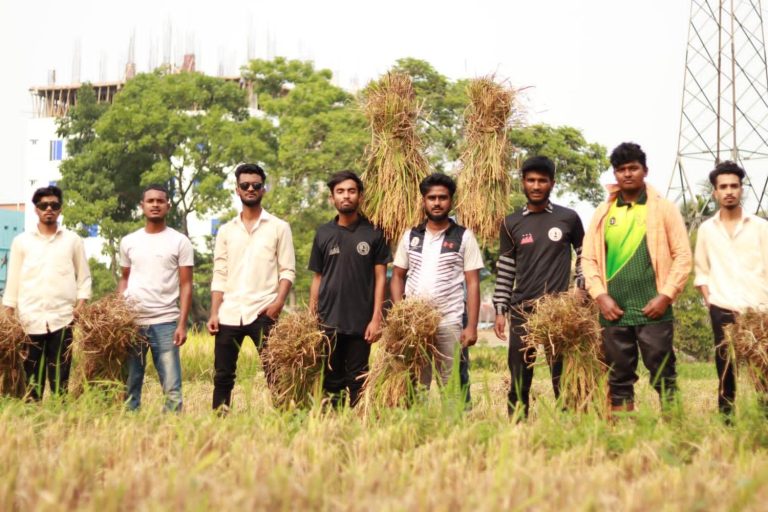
[262,309,330,409]
[0,309,29,398]
[522,292,607,412]
[456,77,516,247]
[361,72,430,244]
[359,297,442,412]
[724,309,768,394]
[70,294,141,395]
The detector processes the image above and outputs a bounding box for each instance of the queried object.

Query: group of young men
[3,144,767,418]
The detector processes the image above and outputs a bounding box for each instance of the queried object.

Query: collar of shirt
[616,188,648,207]
[333,215,365,232]
[713,209,755,238]
[31,224,64,240]
[522,202,554,216]
[233,209,273,233]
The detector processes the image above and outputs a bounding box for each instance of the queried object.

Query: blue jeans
[126,321,183,412]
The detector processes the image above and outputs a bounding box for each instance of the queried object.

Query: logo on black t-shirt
[521,233,534,245]
[356,242,370,255]
[548,227,563,242]
[330,245,340,255]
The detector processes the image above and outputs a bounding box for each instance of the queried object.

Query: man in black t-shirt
[492,156,586,418]
[309,170,391,407]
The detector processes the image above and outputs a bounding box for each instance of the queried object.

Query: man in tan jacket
[582,142,691,413]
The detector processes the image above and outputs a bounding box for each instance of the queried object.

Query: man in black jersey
[309,170,391,407]
[492,156,586,418]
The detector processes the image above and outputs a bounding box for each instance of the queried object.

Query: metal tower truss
[669,0,768,221]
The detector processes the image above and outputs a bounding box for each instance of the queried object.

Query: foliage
[242,57,369,294]
[87,258,117,302]
[57,58,611,316]
[675,274,713,361]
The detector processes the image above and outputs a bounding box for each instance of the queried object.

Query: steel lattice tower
[668,0,768,223]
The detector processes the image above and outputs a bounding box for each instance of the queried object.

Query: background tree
[56,57,612,323]
[242,57,369,295]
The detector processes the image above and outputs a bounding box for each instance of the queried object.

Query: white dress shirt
[211,210,296,326]
[2,226,92,334]
[694,210,768,312]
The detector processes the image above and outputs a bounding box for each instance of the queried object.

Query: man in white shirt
[207,163,296,412]
[695,161,768,417]
[3,185,91,400]
[391,173,484,388]
[118,184,193,412]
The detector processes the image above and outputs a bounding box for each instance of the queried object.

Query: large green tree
[241,57,369,295]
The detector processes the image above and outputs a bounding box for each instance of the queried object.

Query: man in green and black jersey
[309,171,391,407]
[492,156,585,418]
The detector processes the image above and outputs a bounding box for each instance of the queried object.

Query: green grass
[1,332,767,511]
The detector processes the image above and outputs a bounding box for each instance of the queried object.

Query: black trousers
[710,305,738,414]
[212,314,275,410]
[508,310,562,416]
[323,331,370,407]
[24,326,74,400]
[602,321,677,406]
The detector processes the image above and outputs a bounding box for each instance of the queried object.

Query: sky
[0,0,691,217]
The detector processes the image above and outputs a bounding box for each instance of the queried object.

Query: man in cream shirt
[3,185,91,400]
[695,161,768,417]
[207,163,295,412]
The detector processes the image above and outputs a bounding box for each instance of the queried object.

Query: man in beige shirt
[695,161,768,417]
[207,163,295,412]
[2,185,91,400]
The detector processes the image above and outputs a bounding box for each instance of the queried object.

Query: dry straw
[262,309,330,409]
[0,309,29,398]
[724,309,768,395]
[522,292,607,413]
[70,294,141,395]
[361,72,430,244]
[359,297,442,412]
[456,77,516,247]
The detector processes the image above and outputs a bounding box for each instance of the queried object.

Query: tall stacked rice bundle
[361,72,430,244]
[359,298,442,412]
[455,77,516,247]
[724,309,768,395]
[0,309,29,398]
[522,292,607,413]
[70,294,141,395]
[262,309,330,409]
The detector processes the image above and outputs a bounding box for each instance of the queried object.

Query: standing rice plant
[0,309,28,398]
[262,309,330,409]
[361,72,430,244]
[724,309,768,395]
[359,298,442,413]
[455,77,516,247]
[522,293,607,413]
[69,294,141,396]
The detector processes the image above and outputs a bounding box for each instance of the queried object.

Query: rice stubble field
[2,331,768,511]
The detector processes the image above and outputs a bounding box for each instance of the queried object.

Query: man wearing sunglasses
[208,163,296,412]
[118,184,194,412]
[3,185,91,400]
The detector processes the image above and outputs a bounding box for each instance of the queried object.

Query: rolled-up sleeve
[693,225,709,288]
[73,236,92,300]
[210,225,228,292]
[277,222,296,283]
[2,237,22,308]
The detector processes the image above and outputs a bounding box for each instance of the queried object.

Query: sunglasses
[238,182,264,191]
[36,201,62,211]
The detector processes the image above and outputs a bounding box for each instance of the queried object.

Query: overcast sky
[0,0,690,212]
